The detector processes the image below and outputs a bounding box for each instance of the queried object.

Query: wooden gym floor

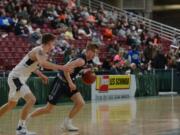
[0,96,180,135]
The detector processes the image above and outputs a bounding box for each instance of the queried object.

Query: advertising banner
[91,75,136,100]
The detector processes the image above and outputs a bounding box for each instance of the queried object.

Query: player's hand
[59,65,73,73]
[69,82,76,91]
[41,75,48,84]
[83,68,91,74]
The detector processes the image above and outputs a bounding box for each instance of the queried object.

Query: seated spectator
[64,27,74,40]
[17,6,29,20]
[72,24,79,39]
[128,45,140,66]
[93,53,102,66]
[113,49,126,66]
[0,16,15,33]
[153,34,161,46]
[80,7,90,20]
[28,28,42,46]
[78,23,92,38]
[102,27,113,38]
[4,1,15,15]
[87,15,96,23]
[25,21,34,34]
[97,12,108,26]
[58,12,68,24]
[51,4,59,17]
[92,31,102,45]
[171,35,179,47]
[118,26,126,38]
[64,47,80,64]
[14,19,29,36]
[31,8,44,26]
[102,58,111,71]
[42,4,55,21]
[51,18,65,29]
[126,63,141,75]
[67,0,76,10]
[55,34,71,51]
[127,25,141,46]
[110,61,122,74]
[108,42,118,55]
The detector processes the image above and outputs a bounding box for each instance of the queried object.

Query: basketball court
[0,96,180,135]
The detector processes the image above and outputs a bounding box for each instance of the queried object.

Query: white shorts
[8,76,32,102]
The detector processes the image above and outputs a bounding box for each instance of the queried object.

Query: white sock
[65,117,72,122]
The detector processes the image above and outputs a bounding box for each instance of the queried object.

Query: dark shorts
[47,77,78,105]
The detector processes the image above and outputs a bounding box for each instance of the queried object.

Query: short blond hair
[86,42,99,52]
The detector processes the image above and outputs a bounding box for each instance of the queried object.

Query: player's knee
[44,105,53,114]
[76,100,85,108]
[45,108,53,114]
[8,101,17,109]
[29,96,36,105]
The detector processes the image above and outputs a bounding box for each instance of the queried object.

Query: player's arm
[35,49,71,72]
[64,58,85,91]
[34,70,48,84]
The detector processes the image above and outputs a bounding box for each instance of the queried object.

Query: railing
[148,69,180,94]
[80,0,180,43]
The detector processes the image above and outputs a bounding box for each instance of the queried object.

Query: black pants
[47,77,78,105]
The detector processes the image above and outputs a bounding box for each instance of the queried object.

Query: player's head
[42,33,56,51]
[85,42,99,60]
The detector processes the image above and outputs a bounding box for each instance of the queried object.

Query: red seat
[3,47,11,52]
[6,52,13,58]
[16,47,24,53]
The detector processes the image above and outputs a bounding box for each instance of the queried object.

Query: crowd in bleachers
[0,0,180,74]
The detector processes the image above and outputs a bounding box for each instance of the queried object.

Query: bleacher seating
[0,0,173,71]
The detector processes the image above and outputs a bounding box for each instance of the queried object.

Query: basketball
[82,70,96,85]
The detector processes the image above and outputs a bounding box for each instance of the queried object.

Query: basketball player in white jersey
[0,33,72,135]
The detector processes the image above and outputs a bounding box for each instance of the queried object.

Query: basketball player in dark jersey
[27,43,99,131]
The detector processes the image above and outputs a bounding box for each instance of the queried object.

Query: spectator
[72,24,79,39]
[153,34,161,46]
[64,27,74,40]
[5,1,15,15]
[110,61,122,74]
[42,4,54,21]
[15,19,29,36]
[93,53,102,66]
[126,63,141,75]
[172,35,179,47]
[55,34,71,51]
[67,0,76,10]
[92,31,102,45]
[176,48,180,72]
[0,16,15,33]
[17,6,29,20]
[118,25,126,38]
[102,26,113,38]
[78,23,92,38]
[102,58,111,71]
[28,28,42,46]
[151,48,167,69]
[143,44,153,64]
[128,45,140,66]
[25,21,34,34]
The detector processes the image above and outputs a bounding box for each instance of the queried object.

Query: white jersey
[9,46,47,81]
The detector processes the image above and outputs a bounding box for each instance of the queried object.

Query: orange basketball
[82,70,96,85]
